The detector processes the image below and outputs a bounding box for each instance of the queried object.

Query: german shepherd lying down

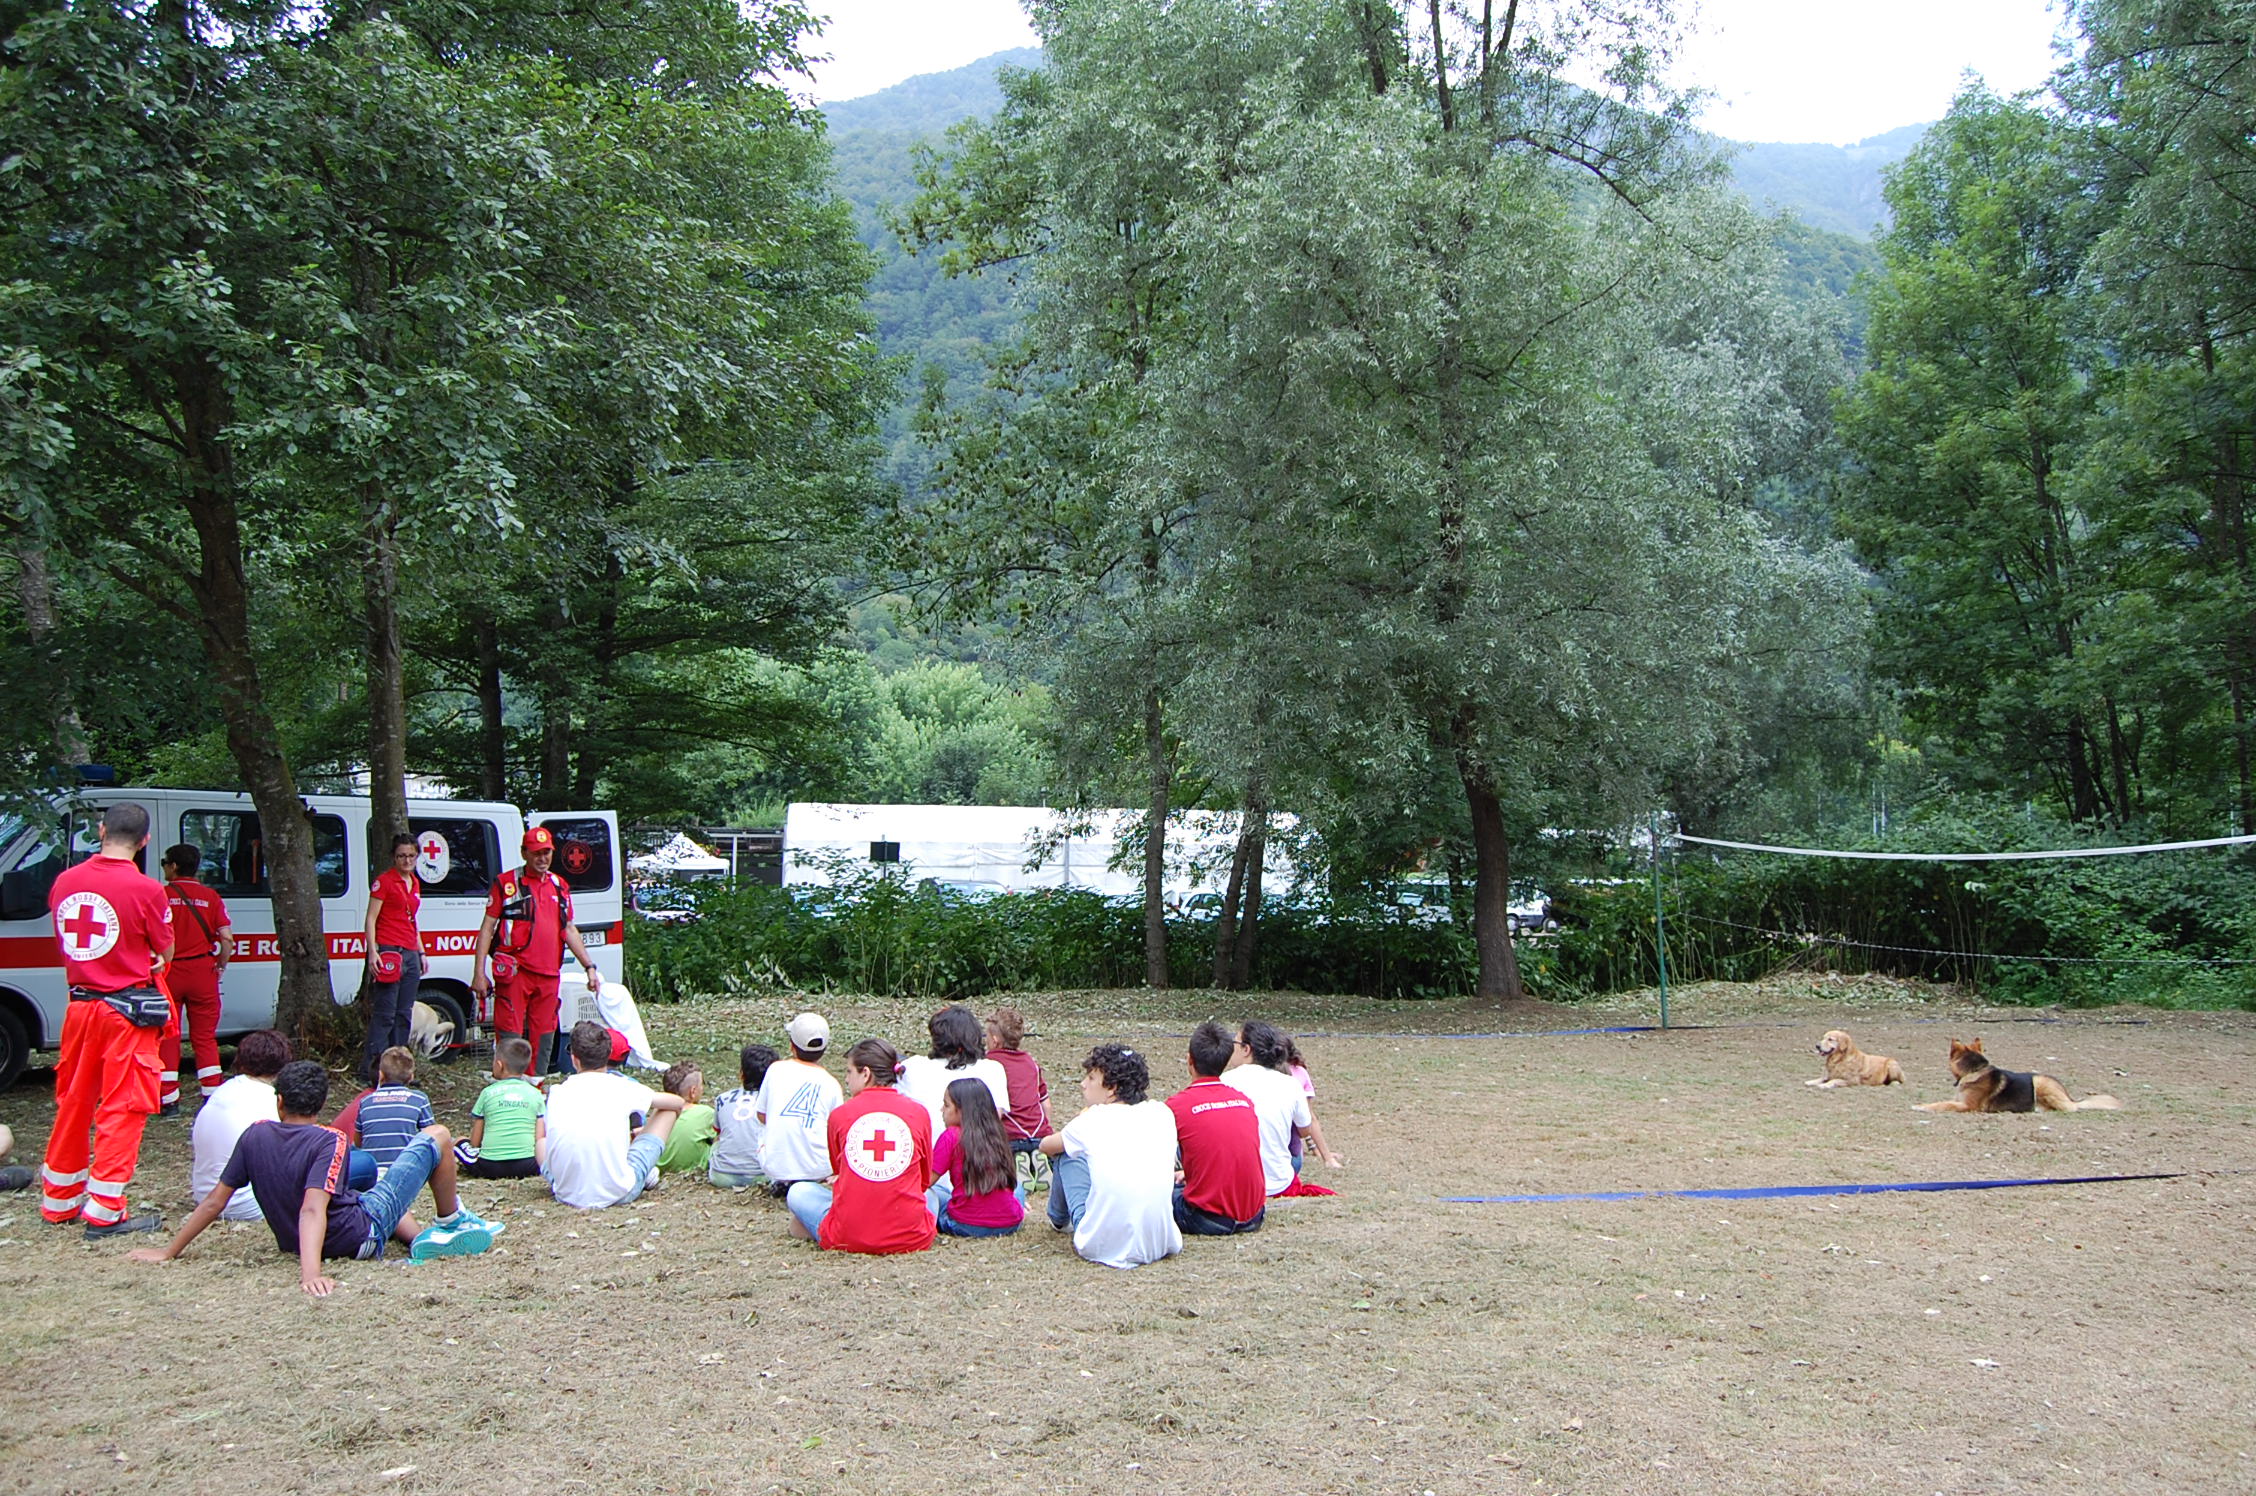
[1806,1029,1904,1087]
[1915,1038,2123,1113]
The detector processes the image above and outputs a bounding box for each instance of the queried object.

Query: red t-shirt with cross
[165,877,231,961]
[819,1086,935,1255]
[484,868,572,976]
[371,867,422,950]
[1166,1075,1265,1223]
[52,852,173,992]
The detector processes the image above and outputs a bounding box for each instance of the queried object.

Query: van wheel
[417,988,470,1064]
[0,1004,29,1090]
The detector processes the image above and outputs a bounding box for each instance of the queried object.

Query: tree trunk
[14,534,89,764]
[475,616,506,799]
[1142,684,1171,989]
[1457,753,1523,1001]
[361,482,408,851]
[1231,802,1267,990]
[539,687,571,810]
[172,371,329,1039]
[1211,810,1247,989]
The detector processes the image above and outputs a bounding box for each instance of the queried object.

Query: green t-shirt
[657,1102,717,1173]
[472,1076,546,1162]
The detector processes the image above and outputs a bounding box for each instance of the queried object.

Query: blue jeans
[929,1176,1025,1236]
[786,1180,832,1239]
[361,948,425,1081]
[937,1200,1023,1237]
[1045,1153,1091,1230]
[346,1147,378,1192]
[354,1133,439,1258]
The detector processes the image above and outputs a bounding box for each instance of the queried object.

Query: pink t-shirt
[933,1126,1025,1229]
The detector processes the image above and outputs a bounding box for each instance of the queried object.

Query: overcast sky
[802,0,2071,146]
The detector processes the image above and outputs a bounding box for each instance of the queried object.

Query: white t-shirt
[1223,1061,1312,1196]
[191,1075,277,1222]
[753,1058,843,1183]
[1060,1099,1182,1270]
[897,1055,1010,1138]
[543,1069,659,1208]
[708,1084,765,1179]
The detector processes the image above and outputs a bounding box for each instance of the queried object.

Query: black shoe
[85,1213,162,1240]
[157,1102,180,1119]
[0,1165,33,1192]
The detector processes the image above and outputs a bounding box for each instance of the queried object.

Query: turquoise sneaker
[411,1220,495,1262]
[446,1207,504,1238]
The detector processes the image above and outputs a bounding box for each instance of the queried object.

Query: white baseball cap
[785,1012,830,1053]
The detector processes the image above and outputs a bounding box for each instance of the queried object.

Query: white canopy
[780,802,1297,896]
[629,831,728,877]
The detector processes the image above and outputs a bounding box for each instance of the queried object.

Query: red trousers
[161,958,224,1103]
[495,968,561,1068]
[42,999,161,1225]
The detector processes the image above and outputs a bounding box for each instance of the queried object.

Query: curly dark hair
[1082,1043,1149,1106]
[274,1060,330,1118]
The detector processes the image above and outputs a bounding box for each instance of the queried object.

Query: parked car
[630,883,701,925]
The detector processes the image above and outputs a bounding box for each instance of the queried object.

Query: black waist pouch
[75,986,172,1028]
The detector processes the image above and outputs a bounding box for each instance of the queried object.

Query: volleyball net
[1630,824,2256,1015]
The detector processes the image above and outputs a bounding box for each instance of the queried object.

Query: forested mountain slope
[824,47,1900,474]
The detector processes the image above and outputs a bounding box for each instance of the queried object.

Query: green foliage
[624,873,1483,1003]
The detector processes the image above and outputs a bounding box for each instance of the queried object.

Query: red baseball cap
[607,1027,631,1064]
[522,826,555,854]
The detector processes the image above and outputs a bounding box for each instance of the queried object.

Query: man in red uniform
[159,843,232,1111]
[1166,1020,1266,1235]
[42,803,173,1237]
[471,826,602,1077]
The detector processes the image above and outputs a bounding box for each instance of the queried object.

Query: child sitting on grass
[985,1006,1051,1167]
[656,1062,717,1174]
[127,1060,498,1293]
[928,1077,1025,1237]
[358,1046,436,1177]
[709,1043,778,1189]
[543,1021,684,1209]
[1039,1044,1181,1269]
[455,1035,547,1180]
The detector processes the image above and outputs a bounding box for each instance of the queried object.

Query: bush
[625,872,1476,1002]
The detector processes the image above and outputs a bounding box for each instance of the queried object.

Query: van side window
[0,808,82,922]
[183,811,349,899]
[408,818,500,897]
[537,817,614,893]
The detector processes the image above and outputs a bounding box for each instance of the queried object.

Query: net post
[1652,811,1670,1030]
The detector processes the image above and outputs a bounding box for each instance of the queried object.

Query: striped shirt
[357,1085,435,1173]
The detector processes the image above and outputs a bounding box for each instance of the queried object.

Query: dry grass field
[3,977,2251,1496]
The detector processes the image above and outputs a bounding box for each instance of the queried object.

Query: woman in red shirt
[360,834,425,1082]
[785,1038,934,1255]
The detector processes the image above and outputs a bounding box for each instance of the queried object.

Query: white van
[0,789,623,1087]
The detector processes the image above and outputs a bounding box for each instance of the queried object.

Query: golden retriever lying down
[1914,1037,2123,1112]
[1806,1029,1904,1087]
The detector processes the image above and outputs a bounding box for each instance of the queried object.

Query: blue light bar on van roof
[72,764,118,784]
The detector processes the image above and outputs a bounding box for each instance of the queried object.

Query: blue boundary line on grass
[1443,1172,2191,1204]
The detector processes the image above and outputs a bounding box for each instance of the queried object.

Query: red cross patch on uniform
[842,1112,914,1182]
[55,892,121,962]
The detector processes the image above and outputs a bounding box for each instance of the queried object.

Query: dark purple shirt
[218,1121,373,1260]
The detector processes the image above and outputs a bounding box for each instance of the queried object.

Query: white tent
[780,802,1296,897]
[629,831,728,878]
